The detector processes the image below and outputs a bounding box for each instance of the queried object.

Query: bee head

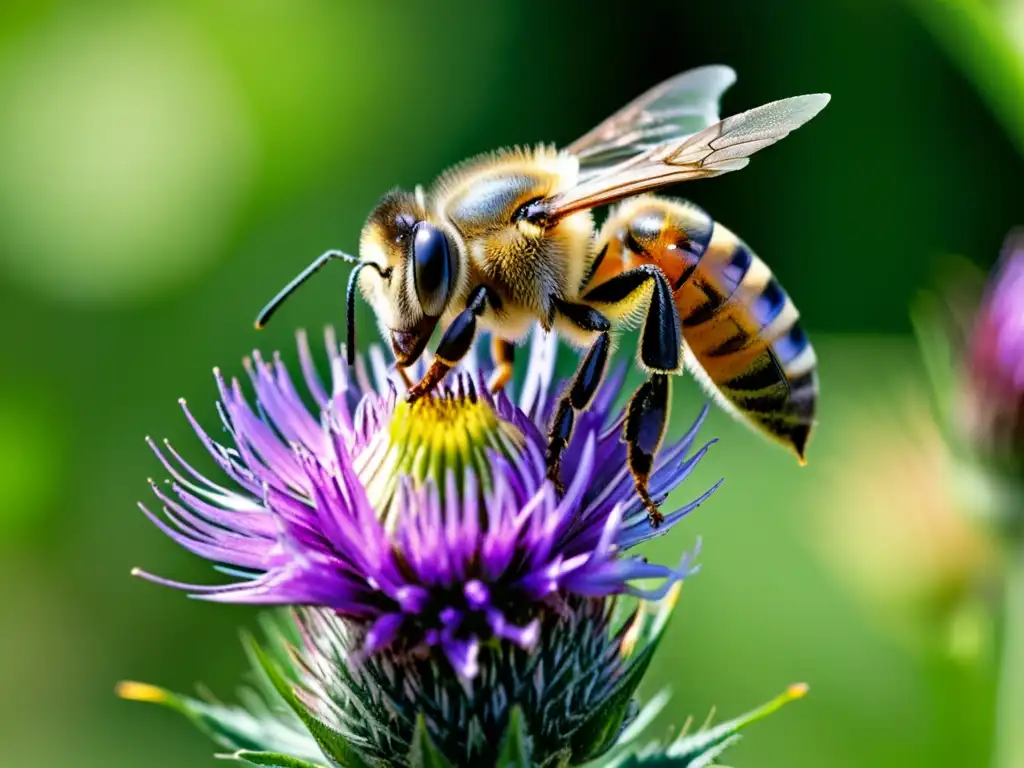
[360,189,459,366]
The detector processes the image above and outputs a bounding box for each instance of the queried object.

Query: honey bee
[255,65,829,526]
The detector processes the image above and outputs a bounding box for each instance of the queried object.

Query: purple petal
[364,613,405,655]
[443,636,480,679]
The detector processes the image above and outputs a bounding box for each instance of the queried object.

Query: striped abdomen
[585,196,817,461]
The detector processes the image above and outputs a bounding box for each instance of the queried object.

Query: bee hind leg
[407,285,491,402]
[545,301,611,496]
[583,265,681,527]
[624,373,673,527]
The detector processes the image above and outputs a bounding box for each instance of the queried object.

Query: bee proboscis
[256,65,829,526]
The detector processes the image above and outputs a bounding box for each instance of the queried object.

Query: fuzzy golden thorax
[430,146,594,339]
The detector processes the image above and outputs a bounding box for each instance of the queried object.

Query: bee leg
[407,285,491,402]
[487,337,515,393]
[396,366,415,391]
[545,301,611,495]
[624,373,672,527]
[583,265,681,527]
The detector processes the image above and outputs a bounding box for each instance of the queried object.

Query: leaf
[223,750,327,767]
[609,683,809,767]
[569,643,656,762]
[115,681,321,761]
[910,290,958,436]
[909,0,1024,159]
[496,706,532,768]
[538,747,573,768]
[243,633,373,768]
[408,714,455,768]
[611,690,671,752]
[569,584,682,762]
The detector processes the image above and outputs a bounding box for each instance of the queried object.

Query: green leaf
[496,706,532,768]
[408,714,455,768]
[243,633,373,768]
[538,747,573,768]
[908,255,989,465]
[611,690,671,752]
[569,585,682,762]
[116,681,320,760]
[910,289,961,438]
[224,750,327,767]
[610,683,809,767]
[909,0,1024,159]
[569,643,656,762]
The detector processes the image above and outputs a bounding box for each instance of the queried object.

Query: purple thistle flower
[964,234,1024,462]
[135,328,717,679]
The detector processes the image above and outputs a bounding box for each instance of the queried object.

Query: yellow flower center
[354,386,527,529]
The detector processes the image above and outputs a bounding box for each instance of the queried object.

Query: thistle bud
[960,233,1024,477]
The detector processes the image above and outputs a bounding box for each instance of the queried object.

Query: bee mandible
[255,65,829,526]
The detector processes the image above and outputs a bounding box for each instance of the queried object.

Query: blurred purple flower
[963,234,1024,464]
[134,329,716,678]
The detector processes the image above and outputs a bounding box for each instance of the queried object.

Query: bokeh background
[1,1,1022,766]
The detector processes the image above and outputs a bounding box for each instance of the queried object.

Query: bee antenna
[254,250,359,330]
[348,264,387,368]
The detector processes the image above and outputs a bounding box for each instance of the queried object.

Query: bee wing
[568,65,738,177]
[551,93,831,219]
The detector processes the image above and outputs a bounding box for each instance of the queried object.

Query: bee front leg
[487,338,516,393]
[396,366,415,391]
[583,265,681,527]
[545,301,611,495]
[407,285,491,402]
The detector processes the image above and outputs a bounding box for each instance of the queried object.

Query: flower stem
[909,0,1024,161]
[995,540,1024,768]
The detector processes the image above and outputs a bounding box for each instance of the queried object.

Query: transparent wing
[551,93,831,219]
[568,65,737,178]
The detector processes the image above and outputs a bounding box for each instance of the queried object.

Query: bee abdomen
[680,225,817,460]
[710,334,818,461]
[586,197,818,461]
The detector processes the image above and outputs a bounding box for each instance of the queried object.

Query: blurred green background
[1,1,1021,766]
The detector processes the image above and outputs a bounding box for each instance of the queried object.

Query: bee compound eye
[411,222,455,317]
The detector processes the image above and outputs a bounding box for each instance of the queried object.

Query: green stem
[995,543,1024,768]
[909,0,1024,160]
